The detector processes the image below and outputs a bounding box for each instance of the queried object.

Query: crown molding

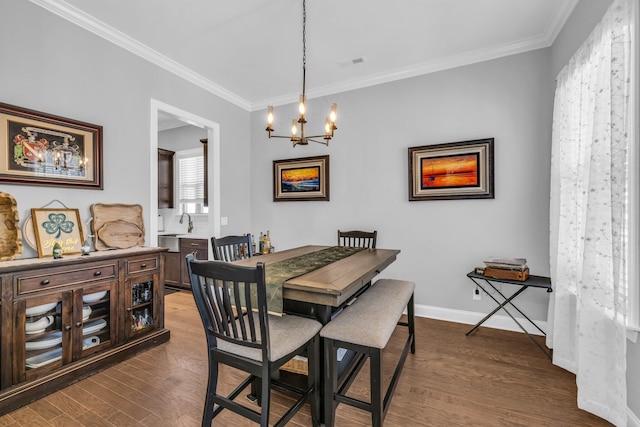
[30,0,576,114]
[251,33,551,111]
[29,0,252,111]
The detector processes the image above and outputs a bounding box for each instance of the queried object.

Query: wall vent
[338,56,366,68]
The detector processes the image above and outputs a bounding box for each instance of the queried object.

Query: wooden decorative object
[91,203,145,250]
[483,267,530,281]
[30,208,84,257]
[0,192,22,260]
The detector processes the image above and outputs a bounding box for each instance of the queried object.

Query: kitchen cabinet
[158,148,174,209]
[0,247,169,414]
[179,238,208,289]
[164,251,182,287]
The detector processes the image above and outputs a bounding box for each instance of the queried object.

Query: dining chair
[337,230,377,249]
[186,254,321,427]
[211,234,253,262]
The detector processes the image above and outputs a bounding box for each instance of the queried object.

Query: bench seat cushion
[320,279,415,349]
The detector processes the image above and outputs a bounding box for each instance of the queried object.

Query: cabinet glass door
[126,274,156,336]
[22,295,66,380]
[78,282,115,358]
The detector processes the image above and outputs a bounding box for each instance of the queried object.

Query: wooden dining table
[233,244,401,421]
[232,245,401,323]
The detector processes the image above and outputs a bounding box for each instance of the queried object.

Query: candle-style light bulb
[325,117,332,136]
[329,103,338,125]
[266,105,274,128]
[291,119,298,137]
[298,95,306,118]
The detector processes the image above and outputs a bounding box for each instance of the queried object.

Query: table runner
[264,246,364,314]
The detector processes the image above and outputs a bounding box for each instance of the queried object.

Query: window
[175,148,208,215]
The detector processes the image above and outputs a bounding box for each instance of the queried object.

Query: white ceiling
[32,0,577,111]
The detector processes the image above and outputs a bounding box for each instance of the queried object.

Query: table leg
[466,278,552,359]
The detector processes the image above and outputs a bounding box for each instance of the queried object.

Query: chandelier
[265,0,337,147]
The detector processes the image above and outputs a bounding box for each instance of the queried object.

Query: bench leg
[409,294,415,354]
[323,338,337,427]
[370,348,383,427]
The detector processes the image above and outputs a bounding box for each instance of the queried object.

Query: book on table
[483,256,528,271]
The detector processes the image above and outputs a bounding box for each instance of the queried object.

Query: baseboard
[413,303,547,336]
[629,408,640,427]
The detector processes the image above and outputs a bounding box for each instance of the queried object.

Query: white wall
[0,0,251,258]
[250,48,554,323]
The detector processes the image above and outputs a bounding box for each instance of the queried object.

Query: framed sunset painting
[273,155,329,201]
[408,138,494,201]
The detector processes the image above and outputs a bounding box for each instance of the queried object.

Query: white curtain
[546,0,634,425]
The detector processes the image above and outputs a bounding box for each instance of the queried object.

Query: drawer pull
[190,243,199,247]
[64,325,72,331]
[75,322,82,327]
[94,271,102,277]
[41,279,50,286]
[140,263,147,268]
[126,307,133,312]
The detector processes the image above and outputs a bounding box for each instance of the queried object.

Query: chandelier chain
[302,0,307,96]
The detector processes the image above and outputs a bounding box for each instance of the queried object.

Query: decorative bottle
[259,232,263,254]
[251,234,256,254]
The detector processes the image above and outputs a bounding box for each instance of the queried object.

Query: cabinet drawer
[16,262,117,295]
[180,238,208,251]
[126,256,160,275]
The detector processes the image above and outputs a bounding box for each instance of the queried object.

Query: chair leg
[323,338,337,427]
[308,336,321,426]
[259,364,271,427]
[370,349,383,427]
[202,354,217,427]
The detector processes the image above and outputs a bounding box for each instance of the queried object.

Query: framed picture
[0,102,103,189]
[31,208,85,257]
[408,138,494,201]
[273,155,330,201]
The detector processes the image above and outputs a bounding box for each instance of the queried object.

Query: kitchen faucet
[179,212,193,233]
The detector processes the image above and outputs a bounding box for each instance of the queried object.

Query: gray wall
[250,48,554,323]
[0,0,251,257]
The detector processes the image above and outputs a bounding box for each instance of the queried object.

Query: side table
[466,270,553,359]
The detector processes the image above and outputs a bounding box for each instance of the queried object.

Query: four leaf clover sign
[42,213,75,238]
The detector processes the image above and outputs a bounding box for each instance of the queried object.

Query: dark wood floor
[0,291,611,426]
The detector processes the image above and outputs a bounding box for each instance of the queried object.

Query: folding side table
[466,270,553,359]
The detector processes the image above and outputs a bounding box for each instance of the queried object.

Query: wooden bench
[320,279,416,427]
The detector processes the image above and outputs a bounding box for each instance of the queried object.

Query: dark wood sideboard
[0,247,170,414]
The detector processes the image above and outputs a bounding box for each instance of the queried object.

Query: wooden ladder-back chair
[186,255,321,427]
[337,230,377,249]
[211,234,253,262]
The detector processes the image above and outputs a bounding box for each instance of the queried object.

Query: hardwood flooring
[0,291,611,426]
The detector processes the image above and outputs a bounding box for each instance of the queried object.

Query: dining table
[232,244,401,323]
[232,244,401,422]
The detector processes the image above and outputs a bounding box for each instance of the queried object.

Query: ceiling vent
[338,56,366,68]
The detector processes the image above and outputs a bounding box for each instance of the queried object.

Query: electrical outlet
[473,288,481,300]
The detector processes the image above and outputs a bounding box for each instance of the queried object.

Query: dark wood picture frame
[273,155,330,201]
[0,102,103,189]
[408,138,494,201]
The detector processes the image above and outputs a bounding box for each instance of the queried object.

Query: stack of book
[482,257,529,281]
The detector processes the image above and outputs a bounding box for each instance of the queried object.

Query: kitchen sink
[158,235,180,252]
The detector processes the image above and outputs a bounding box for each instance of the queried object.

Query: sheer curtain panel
[547,0,634,425]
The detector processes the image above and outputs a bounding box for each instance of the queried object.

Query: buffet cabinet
[0,247,170,414]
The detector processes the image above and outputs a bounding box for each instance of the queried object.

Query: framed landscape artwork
[31,208,85,258]
[0,102,103,189]
[273,155,329,201]
[408,138,494,201]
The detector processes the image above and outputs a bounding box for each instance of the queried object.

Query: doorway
[149,99,220,258]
